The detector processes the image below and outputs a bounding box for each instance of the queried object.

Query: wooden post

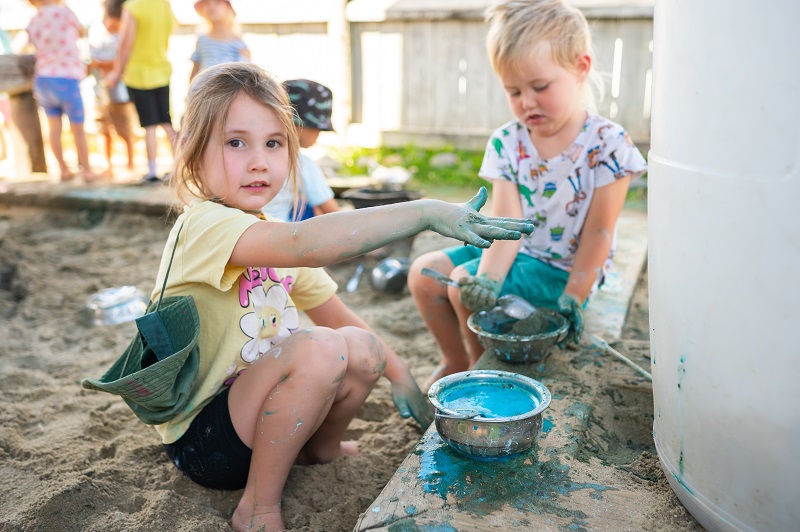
[9,90,47,173]
[328,0,352,138]
[0,54,47,174]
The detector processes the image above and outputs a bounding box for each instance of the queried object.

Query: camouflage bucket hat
[284,79,334,132]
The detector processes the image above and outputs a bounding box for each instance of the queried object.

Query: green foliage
[331,145,486,188]
[330,144,647,206]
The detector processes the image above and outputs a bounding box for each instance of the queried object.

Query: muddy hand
[557,293,584,346]
[458,274,502,312]
[391,373,434,429]
[427,187,534,248]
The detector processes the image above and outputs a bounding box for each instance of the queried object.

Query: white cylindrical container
[649,1,800,530]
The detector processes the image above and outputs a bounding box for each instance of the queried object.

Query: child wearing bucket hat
[189,0,250,81]
[82,62,533,532]
[262,79,340,221]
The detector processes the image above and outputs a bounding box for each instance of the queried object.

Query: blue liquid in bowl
[439,382,540,419]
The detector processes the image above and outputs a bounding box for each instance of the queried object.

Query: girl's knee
[408,252,450,297]
[283,327,349,378]
[337,326,385,381]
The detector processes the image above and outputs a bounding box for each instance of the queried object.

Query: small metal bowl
[428,370,551,459]
[467,307,569,364]
[81,286,149,326]
[370,257,410,293]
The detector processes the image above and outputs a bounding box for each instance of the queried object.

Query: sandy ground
[0,205,701,531]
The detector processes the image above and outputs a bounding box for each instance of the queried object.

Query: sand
[0,205,701,531]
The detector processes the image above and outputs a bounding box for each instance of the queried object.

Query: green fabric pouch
[81,223,199,425]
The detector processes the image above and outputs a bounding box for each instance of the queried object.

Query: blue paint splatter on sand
[417,432,610,522]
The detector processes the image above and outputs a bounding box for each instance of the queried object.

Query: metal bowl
[341,187,422,209]
[428,370,551,459]
[370,257,410,293]
[467,307,569,364]
[81,286,149,326]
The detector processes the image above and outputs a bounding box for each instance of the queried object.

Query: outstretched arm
[304,295,434,429]
[231,187,534,269]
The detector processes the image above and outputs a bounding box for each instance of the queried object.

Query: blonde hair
[171,62,300,209]
[485,0,603,110]
[196,0,240,36]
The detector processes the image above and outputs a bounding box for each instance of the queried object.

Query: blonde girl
[153,62,532,532]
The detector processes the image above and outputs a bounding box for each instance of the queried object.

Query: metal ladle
[496,294,538,320]
[420,267,459,288]
[421,268,538,320]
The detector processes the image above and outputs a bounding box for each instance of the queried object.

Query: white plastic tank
[649,0,800,530]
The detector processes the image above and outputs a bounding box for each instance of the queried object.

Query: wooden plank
[356,388,594,531]
[357,210,650,530]
[9,91,47,174]
[583,209,648,343]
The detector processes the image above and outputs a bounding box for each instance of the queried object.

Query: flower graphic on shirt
[240,285,299,363]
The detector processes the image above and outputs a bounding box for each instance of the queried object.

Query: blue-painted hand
[557,293,584,346]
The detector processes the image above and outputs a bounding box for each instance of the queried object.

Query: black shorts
[163,388,252,490]
[127,85,172,128]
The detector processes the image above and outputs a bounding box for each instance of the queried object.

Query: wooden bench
[355,209,652,531]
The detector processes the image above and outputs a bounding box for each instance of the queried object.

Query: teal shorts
[443,245,570,310]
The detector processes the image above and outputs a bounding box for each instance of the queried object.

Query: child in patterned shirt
[408,0,648,390]
[26,0,98,181]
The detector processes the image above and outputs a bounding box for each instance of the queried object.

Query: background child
[88,0,136,178]
[189,0,249,81]
[26,0,98,181]
[262,78,340,221]
[148,62,532,532]
[408,0,647,390]
[106,0,177,183]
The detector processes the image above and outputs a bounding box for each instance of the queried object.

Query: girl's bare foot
[231,503,284,532]
[422,363,452,393]
[296,440,359,465]
[60,167,76,181]
[81,170,100,183]
[101,167,114,179]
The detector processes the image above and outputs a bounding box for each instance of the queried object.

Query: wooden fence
[2,0,653,175]
[232,0,654,150]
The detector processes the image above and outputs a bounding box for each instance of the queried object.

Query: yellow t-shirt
[152,200,338,444]
[123,0,175,89]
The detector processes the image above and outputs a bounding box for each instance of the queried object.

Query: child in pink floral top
[26,0,98,181]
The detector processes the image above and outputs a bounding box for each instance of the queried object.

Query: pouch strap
[120,221,184,374]
[155,221,184,313]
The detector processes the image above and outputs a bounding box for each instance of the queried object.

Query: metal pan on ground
[467,307,568,364]
[428,370,551,459]
[370,257,410,293]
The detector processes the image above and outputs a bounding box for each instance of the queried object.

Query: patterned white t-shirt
[479,113,647,273]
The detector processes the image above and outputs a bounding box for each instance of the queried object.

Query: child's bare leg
[122,133,135,169]
[299,326,384,463]
[160,122,177,155]
[228,326,382,532]
[144,126,157,175]
[449,264,486,365]
[102,130,113,177]
[70,122,97,181]
[408,252,470,390]
[47,115,73,180]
